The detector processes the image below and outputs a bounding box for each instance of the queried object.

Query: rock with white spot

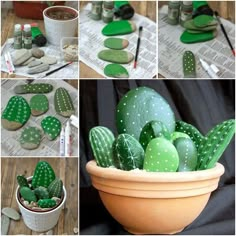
[2,207,21,220]
[113,133,144,170]
[41,116,61,141]
[30,94,49,116]
[89,126,115,167]
[40,56,57,65]
[144,137,179,172]
[14,83,53,94]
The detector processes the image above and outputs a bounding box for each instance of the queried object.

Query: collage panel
[1,157,78,235]
[80,79,235,235]
[1,1,79,79]
[158,1,235,79]
[79,1,157,79]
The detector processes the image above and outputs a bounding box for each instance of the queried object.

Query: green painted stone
[193,15,218,28]
[104,38,129,50]
[104,64,129,78]
[180,30,217,43]
[144,137,179,172]
[14,83,53,94]
[183,51,196,78]
[1,96,31,131]
[41,116,61,141]
[112,133,144,170]
[20,187,37,202]
[34,186,50,200]
[170,131,190,142]
[38,199,57,208]
[116,87,175,140]
[139,120,171,151]
[102,20,136,36]
[20,126,42,150]
[183,20,217,31]
[98,49,134,64]
[30,94,49,116]
[174,137,198,172]
[17,175,29,188]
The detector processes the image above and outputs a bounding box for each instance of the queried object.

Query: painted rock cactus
[1,96,31,130]
[30,94,49,116]
[54,88,75,117]
[34,186,50,199]
[144,137,179,172]
[48,178,63,198]
[113,133,144,170]
[170,131,190,142]
[38,199,57,208]
[20,127,42,150]
[197,119,235,170]
[31,161,56,188]
[17,175,29,188]
[139,120,171,151]
[174,137,198,171]
[20,187,37,202]
[41,116,61,140]
[14,83,53,94]
[116,87,175,140]
[89,126,115,167]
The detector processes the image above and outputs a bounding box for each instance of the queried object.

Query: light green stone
[193,15,218,28]
[30,94,49,116]
[184,20,217,31]
[104,38,129,50]
[41,116,61,141]
[104,64,129,78]
[98,49,134,64]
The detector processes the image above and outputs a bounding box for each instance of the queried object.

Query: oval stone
[98,50,134,64]
[104,38,129,50]
[104,64,129,78]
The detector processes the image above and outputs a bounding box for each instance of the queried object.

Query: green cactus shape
[144,137,179,172]
[197,119,235,170]
[34,186,50,200]
[20,127,42,150]
[89,126,115,167]
[48,178,63,198]
[174,137,198,171]
[139,120,171,151]
[112,133,144,170]
[20,187,37,202]
[175,121,205,150]
[17,175,29,188]
[1,96,31,130]
[31,161,56,189]
[41,116,61,140]
[14,83,53,94]
[38,199,57,208]
[116,87,175,140]
[54,88,75,117]
[170,131,190,142]
[30,94,49,116]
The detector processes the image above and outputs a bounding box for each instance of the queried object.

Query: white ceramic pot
[16,177,67,232]
[43,6,78,46]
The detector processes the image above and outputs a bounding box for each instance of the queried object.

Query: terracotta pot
[86,160,225,234]
[13,1,65,20]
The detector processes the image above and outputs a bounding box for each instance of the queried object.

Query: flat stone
[104,64,129,78]
[31,48,45,58]
[193,15,218,28]
[30,94,49,116]
[2,207,21,220]
[183,20,217,31]
[28,60,42,68]
[40,56,57,65]
[20,127,42,150]
[28,63,50,74]
[1,215,10,235]
[22,57,35,66]
[98,50,134,64]
[12,49,32,66]
[104,38,129,50]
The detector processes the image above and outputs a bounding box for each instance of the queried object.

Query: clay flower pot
[15,177,67,232]
[86,160,225,234]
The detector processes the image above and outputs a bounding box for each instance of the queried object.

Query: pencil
[134,26,143,69]
[214,11,235,56]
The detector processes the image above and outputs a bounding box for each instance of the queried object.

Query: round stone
[40,56,57,65]
[31,48,45,58]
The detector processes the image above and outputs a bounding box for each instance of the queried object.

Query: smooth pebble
[2,207,21,220]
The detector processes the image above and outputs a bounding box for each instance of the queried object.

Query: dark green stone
[104,64,129,78]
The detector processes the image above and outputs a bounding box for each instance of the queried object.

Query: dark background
[80,80,235,235]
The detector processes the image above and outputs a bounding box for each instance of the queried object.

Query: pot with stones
[43,6,78,46]
[15,161,67,232]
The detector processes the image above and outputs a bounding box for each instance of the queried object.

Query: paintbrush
[134,26,143,69]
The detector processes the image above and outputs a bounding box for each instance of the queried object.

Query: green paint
[183,51,196,78]
[180,30,217,43]
[34,186,50,200]
[112,133,144,170]
[14,83,53,94]
[48,178,63,198]
[20,187,37,202]
[102,20,136,36]
[1,96,31,125]
[184,20,217,31]
[104,64,129,78]
[41,116,61,140]
[104,38,129,50]
[17,175,29,188]
[20,126,42,149]
[38,199,57,208]
[144,137,179,172]
[30,94,49,116]
[193,15,217,28]
[98,49,134,64]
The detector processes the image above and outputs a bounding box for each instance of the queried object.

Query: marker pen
[59,127,65,157]
[199,58,219,79]
[65,121,72,157]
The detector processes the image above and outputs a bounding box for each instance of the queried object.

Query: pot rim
[86,160,225,183]
[43,6,78,22]
[15,176,67,215]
